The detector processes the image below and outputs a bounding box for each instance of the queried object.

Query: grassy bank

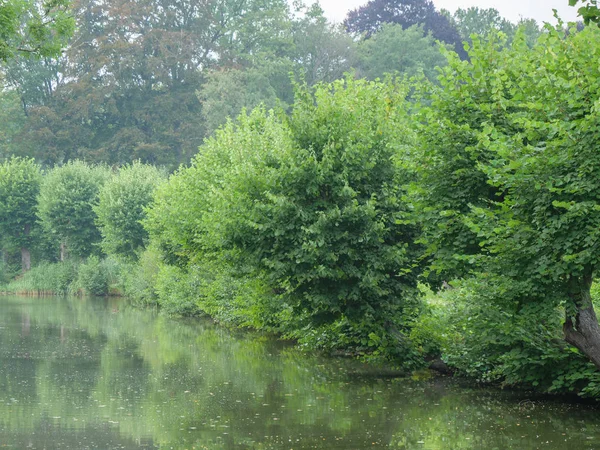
[0,258,123,297]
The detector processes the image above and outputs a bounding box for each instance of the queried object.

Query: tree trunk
[21,224,31,272]
[60,241,67,262]
[21,247,31,272]
[563,270,600,370]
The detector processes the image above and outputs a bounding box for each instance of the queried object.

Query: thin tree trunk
[21,224,31,272]
[563,269,600,370]
[21,248,31,272]
[60,241,67,262]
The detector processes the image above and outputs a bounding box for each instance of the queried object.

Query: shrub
[146,77,425,363]
[71,256,110,296]
[3,261,77,294]
[413,276,600,398]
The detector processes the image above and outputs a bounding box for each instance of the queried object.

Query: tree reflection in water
[0,295,598,449]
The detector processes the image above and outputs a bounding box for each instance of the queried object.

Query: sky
[316,0,580,25]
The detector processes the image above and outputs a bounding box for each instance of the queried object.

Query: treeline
[0,160,163,294]
[0,0,543,168]
[3,20,600,398]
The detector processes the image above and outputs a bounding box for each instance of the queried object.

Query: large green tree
[147,77,424,361]
[198,3,355,137]
[355,23,447,82]
[344,0,466,58]
[37,161,108,259]
[95,162,164,259]
[7,0,295,166]
[0,157,41,271]
[417,25,600,370]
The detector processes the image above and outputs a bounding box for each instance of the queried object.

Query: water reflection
[0,295,598,449]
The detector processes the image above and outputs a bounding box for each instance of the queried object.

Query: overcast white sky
[316,0,580,25]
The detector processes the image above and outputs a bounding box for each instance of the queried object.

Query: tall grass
[1,261,78,295]
[1,257,124,296]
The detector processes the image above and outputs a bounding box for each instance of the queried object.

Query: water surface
[0,295,599,449]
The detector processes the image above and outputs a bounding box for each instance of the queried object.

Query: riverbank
[3,260,600,403]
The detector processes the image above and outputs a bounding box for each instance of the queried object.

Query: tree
[197,62,290,137]
[416,25,600,370]
[95,162,164,259]
[446,8,541,48]
[344,0,466,59]
[355,23,447,82]
[289,3,355,86]
[37,161,108,259]
[198,3,355,138]
[147,77,424,362]
[8,0,295,166]
[0,0,73,61]
[0,157,41,271]
[0,90,27,160]
[448,7,516,43]
[570,0,600,24]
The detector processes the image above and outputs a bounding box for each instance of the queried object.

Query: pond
[0,295,599,449]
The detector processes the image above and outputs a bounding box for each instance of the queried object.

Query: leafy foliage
[147,77,424,363]
[416,24,600,369]
[0,0,73,61]
[198,63,291,137]
[414,278,600,398]
[2,260,77,294]
[71,255,110,296]
[95,162,164,260]
[344,0,466,59]
[37,161,108,258]
[570,0,600,25]
[355,24,447,82]
[0,156,41,247]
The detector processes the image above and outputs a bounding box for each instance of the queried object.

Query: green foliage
[448,7,516,43]
[147,77,424,363]
[0,91,26,159]
[416,24,600,371]
[344,0,466,59]
[70,256,110,296]
[0,251,21,285]
[198,63,291,137]
[94,162,164,260]
[198,4,355,138]
[414,278,600,398]
[355,24,447,82]
[0,0,73,61]
[152,264,203,317]
[3,260,77,294]
[118,244,161,305]
[37,161,109,259]
[570,0,600,25]
[0,156,41,254]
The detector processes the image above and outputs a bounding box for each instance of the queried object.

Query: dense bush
[71,256,110,296]
[146,77,425,364]
[413,278,600,398]
[118,244,161,305]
